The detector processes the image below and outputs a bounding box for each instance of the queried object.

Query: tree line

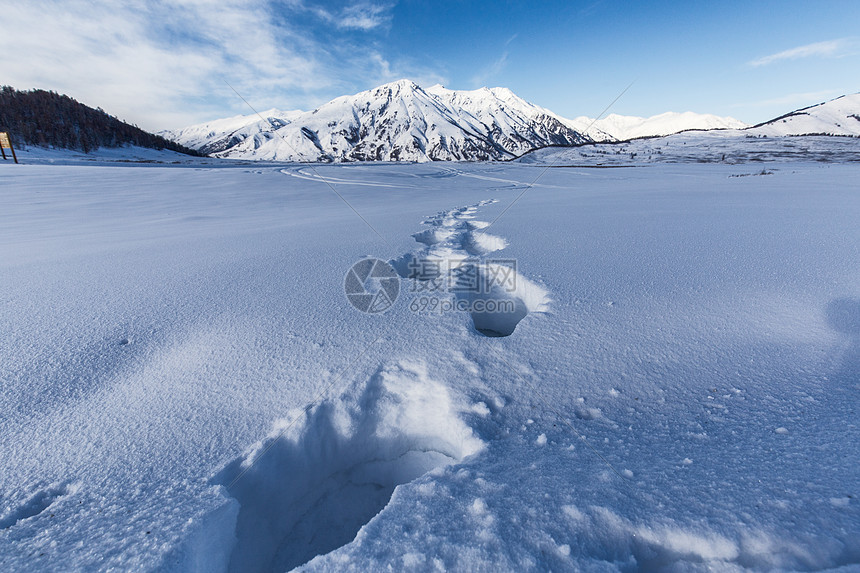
[0,86,202,155]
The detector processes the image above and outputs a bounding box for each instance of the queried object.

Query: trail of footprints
[391,200,550,337]
[207,200,550,571]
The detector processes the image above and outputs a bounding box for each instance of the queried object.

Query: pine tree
[0,86,202,155]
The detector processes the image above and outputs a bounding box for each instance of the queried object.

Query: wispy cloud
[309,1,395,30]
[748,38,855,67]
[339,2,395,30]
[471,52,508,88]
[0,1,419,130]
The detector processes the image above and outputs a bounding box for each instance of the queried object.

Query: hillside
[746,93,860,136]
[0,87,201,156]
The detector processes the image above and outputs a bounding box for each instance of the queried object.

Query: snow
[749,93,860,137]
[519,130,860,166]
[160,109,304,155]
[569,111,748,141]
[8,144,217,166]
[163,81,766,163]
[1,154,859,571]
[163,80,591,162]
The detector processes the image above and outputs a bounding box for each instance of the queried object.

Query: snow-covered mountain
[166,83,859,162]
[165,80,591,162]
[166,108,303,156]
[745,93,860,136]
[570,111,747,141]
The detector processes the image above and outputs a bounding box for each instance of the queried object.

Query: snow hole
[212,360,483,572]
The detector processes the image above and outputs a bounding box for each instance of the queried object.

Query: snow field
[1,158,859,571]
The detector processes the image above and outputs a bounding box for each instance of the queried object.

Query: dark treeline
[0,86,202,156]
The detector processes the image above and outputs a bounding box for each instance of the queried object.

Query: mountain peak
[374,79,421,93]
[166,80,591,162]
[168,81,835,162]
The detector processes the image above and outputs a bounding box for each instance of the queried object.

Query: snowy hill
[746,93,860,136]
[518,92,860,166]
[164,80,591,162]
[164,108,303,156]
[569,111,747,141]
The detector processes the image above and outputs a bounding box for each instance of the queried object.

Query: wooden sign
[0,132,19,163]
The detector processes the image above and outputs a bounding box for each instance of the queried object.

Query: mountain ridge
[165,81,858,162]
[166,80,592,162]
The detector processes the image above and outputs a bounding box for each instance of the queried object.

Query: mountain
[167,83,858,163]
[745,93,860,137]
[164,80,592,162]
[164,108,303,156]
[516,92,860,167]
[569,111,747,141]
[0,86,201,156]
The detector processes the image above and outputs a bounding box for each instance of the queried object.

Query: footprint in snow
[390,200,550,337]
[212,360,484,572]
[0,482,77,530]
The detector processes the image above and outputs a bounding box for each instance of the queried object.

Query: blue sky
[2,0,858,130]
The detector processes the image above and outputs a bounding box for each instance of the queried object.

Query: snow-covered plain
[1,154,859,572]
[520,132,860,166]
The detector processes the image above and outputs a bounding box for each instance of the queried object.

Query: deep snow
[1,155,859,572]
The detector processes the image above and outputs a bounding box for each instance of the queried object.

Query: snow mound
[212,359,484,572]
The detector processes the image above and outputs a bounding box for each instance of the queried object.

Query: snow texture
[1,152,859,572]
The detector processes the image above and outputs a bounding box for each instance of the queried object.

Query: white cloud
[339,3,395,30]
[305,2,394,31]
[748,38,855,67]
[0,1,420,131]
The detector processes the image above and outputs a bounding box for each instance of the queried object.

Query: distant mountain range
[164,80,750,162]
[517,93,860,166]
[165,81,859,162]
[7,81,857,162]
[580,112,747,140]
[164,80,593,162]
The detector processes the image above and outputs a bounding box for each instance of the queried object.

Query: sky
[1,0,858,131]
